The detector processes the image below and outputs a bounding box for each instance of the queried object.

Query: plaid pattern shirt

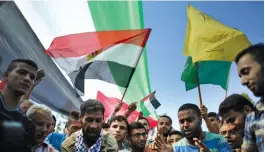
[242,100,264,152]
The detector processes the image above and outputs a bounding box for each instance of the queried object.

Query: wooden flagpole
[195,63,203,106]
[225,67,231,99]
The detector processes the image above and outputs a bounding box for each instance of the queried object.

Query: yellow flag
[183,4,251,63]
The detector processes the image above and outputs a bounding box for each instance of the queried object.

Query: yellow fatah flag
[183,4,251,63]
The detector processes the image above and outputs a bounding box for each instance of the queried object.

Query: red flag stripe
[45,29,151,58]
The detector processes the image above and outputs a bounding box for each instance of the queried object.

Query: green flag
[181,57,231,91]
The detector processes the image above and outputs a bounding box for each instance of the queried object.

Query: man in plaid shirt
[236,43,264,152]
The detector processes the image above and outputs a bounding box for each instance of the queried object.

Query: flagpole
[225,67,231,99]
[120,29,151,102]
[195,63,203,106]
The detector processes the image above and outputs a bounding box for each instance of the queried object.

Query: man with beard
[128,122,147,152]
[220,123,243,152]
[157,115,173,138]
[27,104,57,152]
[235,43,264,152]
[152,103,232,152]
[108,115,130,151]
[61,99,118,152]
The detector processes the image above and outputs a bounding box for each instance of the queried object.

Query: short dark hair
[109,115,129,130]
[128,122,146,137]
[68,110,80,124]
[102,123,110,129]
[168,130,183,137]
[219,94,254,117]
[138,117,150,126]
[207,112,219,120]
[80,99,105,117]
[159,115,172,124]
[235,43,264,69]
[7,59,38,72]
[178,103,201,117]
[52,115,56,125]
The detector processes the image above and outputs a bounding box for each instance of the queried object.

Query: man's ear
[244,105,253,114]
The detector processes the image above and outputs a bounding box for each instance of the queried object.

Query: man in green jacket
[61,99,118,152]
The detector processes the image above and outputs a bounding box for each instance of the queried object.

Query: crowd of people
[0,43,263,152]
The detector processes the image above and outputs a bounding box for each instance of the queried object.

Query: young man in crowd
[26,104,57,152]
[47,111,81,151]
[157,115,174,139]
[108,115,130,151]
[128,122,147,152]
[0,59,38,150]
[235,43,264,152]
[218,94,254,134]
[167,130,183,145]
[152,103,232,152]
[220,123,243,152]
[200,104,220,134]
[61,99,118,152]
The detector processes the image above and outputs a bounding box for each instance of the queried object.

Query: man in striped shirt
[236,43,264,152]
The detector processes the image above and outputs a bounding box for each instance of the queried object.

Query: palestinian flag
[97,91,158,129]
[140,91,161,118]
[45,29,151,96]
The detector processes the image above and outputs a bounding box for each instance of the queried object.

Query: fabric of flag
[96,91,158,129]
[4,0,153,113]
[181,57,231,91]
[45,29,151,96]
[0,79,5,90]
[140,91,160,118]
[183,4,251,63]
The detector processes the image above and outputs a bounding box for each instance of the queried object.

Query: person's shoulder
[205,132,230,145]
[103,133,117,145]
[102,133,118,150]
[61,131,78,151]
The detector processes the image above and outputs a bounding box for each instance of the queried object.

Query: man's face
[208,116,220,127]
[33,110,53,144]
[109,120,127,142]
[221,110,245,132]
[5,63,37,95]
[167,134,183,145]
[138,119,150,133]
[237,54,264,97]
[68,120,81,136]
[19,102,33,113]
[158,117,171,135]
[178,109,202,140]
[130,128,147,150]
[220,123,243,150]
[80,110,104,141]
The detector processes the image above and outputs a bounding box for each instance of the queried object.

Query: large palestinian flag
[0,1,155,116]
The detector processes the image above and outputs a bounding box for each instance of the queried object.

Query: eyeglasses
[132,133,147,138]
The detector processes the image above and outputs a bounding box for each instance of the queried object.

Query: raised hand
[193,138,210,152]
